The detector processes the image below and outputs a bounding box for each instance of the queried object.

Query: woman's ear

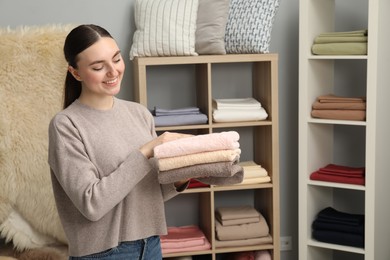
[68,66,82,81]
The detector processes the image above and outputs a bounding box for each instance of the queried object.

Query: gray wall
[0,1,299,259]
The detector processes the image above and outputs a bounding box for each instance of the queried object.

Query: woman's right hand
[139,132,192,159]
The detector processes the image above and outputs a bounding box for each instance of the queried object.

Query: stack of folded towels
[312,207,365,248]
[160,225,211,254]
[154,131,244,185]
[310,164,365,185]
[237,161,271,185]
[311,29,368,55]
[311,94,366,121]
[152,106,208,127]
[212,98,268,123]
[214,206,273,248]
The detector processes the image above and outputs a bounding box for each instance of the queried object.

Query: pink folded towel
[154,131,240,159]
[158,149,241,171]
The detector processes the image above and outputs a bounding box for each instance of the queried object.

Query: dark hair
[63,24,113,109]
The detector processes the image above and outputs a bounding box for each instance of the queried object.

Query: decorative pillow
[195,0,230,55]
[130,0,199,60]
[224,0,280,54]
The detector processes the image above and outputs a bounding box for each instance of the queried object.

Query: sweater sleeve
[48,114,153,221]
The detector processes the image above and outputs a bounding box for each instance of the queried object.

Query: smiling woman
[48,24,191,259]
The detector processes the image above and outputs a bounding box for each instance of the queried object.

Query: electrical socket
[280,236,292,251]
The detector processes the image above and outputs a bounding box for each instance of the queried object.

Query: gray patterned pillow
[224,0,280,54]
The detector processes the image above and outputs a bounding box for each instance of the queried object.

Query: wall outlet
[280,236,292,251]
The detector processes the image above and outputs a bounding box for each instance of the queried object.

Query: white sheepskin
[0,24,77,250]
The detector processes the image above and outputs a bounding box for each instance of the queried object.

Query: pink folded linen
[157,149,241,171]
[160,225,211,254]
[255,250,272,260]
[154,131,240,159]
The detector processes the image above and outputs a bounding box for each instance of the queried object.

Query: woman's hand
[139,132,192,159]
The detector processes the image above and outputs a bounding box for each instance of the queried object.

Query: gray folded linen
[158,159,243,185]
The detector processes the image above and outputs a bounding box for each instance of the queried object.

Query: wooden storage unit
[298,0,390,259]
[132,54,280,260]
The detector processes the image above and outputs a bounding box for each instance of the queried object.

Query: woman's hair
[63,24,113,109]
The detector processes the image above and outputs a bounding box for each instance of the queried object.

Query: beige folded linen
[158,149,241,171]
[215,216,269,240]
[214,234,273,248]
[236,176,271,185]
[158,159,242,184]
[311,109,366,121]
[317,94,366,103]
[216,216,261,226]
[213,97,262,110]
[312,42,367,55]
[212,108,268,122]
[312,101,366,110]
[216,205,261,220]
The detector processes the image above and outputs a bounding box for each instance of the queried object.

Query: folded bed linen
[154,106,201,116]
[154,113,208,126]
[216,205,261,220]
[316,207,364,226]
[314,36,368,44]
[157,149,241,171]
[312,219,364,235]
[213,107,268,122]
[312,42,367,55]
[315,29,367,37]
[215,218,269,241]
[319,164,365,175]
[214,235,273,248]
[312,229,364,248]
[311,109,366,121]
[154,131,240,159]
[196,170,243,186]
[310,171,365,185]
[158,159,243,185]
[312,101,366,110]
[237,176,271,185]
[316,94,366,103]
[213,97,262,110]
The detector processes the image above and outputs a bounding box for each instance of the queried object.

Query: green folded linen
[314,36,367,44]
[312,42,367,55]
[317,29,367,37]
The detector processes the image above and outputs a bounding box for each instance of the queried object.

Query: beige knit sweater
[48,98,179,257]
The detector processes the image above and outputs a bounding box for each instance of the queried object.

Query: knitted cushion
[224,0,280,54]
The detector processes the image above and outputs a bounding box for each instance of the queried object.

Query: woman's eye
[92,67,103,71]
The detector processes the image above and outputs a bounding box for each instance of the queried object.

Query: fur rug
[0,24,76,251]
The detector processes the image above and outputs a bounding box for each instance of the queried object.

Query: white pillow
[130,0,199,60]
[224,0,280,54]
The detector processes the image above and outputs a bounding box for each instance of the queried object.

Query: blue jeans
[69,236,162,260]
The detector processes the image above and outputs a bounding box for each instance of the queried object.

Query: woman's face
[70,37,125,101]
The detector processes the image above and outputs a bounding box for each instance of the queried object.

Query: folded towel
[158,159,243,184]
[213,108,268,122]
[213,98,261,110]
[314,36,368,44]
[316,207,364,226]
[315,29,368,37]
[214,235,273,248]
[312,42,367,55]
[216,206,261,220]
[319,164,365,176]
[157,149,241,171]
[154,131,240,159]
[311,109,366,121]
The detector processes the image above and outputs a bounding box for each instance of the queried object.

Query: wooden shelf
[133,54,280,260]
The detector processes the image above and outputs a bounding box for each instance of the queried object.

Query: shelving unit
[132,54,280,260]
[298,0,390,259]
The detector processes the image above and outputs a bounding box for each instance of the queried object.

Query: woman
[48,24,189,260]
